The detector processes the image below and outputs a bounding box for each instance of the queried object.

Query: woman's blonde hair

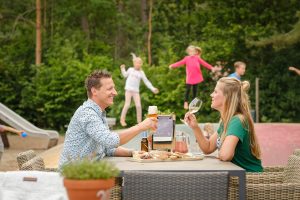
[218,77,261,159]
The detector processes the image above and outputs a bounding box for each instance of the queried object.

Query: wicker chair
[293,149,300,157]
[123,171,229,200]
[247,155,300,200]
[16,150,57,172]
[20,156,46,171]
[16,150,37,169]
[110,177,122,200]
[263,148,300,173]
[228,154,300,200]
[229,155,300,200]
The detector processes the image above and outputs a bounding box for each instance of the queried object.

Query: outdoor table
[104,155,246,200]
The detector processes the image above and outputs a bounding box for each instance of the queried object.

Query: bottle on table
[141,131,149,152]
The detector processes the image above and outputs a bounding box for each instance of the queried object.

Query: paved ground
[255,123,300,166]
[0,135,64,171]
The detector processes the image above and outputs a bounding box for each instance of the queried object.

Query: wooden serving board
[128,154,204,163]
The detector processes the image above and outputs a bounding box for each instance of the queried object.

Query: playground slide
[0,103,59,148]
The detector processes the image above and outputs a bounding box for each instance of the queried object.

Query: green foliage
[0,0,299,133]
[61,159,120,180]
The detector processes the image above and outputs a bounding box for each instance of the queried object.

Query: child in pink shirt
[169,45,214,109]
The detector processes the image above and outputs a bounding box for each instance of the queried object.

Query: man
[228,61,246,80]
[59,70,157,168]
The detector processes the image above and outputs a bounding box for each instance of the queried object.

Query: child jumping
[169,45,215,109]
[120,53,159,126]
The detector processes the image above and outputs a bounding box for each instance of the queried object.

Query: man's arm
[114,146,133,157]
[118,117,158,145]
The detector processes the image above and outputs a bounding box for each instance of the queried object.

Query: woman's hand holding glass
[184,112,199,129]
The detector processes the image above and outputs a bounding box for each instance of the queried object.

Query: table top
[104,156,245,172]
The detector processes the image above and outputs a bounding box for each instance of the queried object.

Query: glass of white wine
[180,97,203,125]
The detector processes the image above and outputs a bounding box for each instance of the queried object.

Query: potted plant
[61,159,120,200]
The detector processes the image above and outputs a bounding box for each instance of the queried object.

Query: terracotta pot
[64,178,115,200]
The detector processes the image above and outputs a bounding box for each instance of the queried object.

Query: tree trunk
[147,0,153,66]
[43,0,47,28]
[36,0,42,65]
[81,15,90,41]
[114,0,124,60]
[141,0,147,24]
[50,0,54,40]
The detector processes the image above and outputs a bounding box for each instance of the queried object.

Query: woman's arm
[193,126,218,154]
[185,113,217,154]
[218,135,239,161]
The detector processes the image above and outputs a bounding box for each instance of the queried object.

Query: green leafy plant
[60,159,120,180]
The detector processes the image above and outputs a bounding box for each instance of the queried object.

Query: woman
[184,77,263,172]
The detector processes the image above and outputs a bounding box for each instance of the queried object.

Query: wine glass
[180,97,203,125]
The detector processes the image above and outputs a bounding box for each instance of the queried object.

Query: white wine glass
[180,97,203,125]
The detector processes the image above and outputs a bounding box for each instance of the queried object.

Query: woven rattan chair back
[20,156,46,171]
[283,155,300,183]
[293,149,300,157]
[123,171,228,200]
[16,150,37,169]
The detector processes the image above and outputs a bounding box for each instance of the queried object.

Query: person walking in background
[288,66,300,75]
[184,77,262,172]
[0,124,24,161]
[169,45,215,109]
[120,53,159,127]
[228,61,246,80]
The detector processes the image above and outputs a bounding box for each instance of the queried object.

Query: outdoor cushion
[0,171,67,200]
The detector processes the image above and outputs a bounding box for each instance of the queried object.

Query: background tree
[0,0,299,133]
[35,0,42,65]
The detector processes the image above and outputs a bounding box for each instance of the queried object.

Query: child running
[169,45,215,109]
[120,53,159,126]
[228,61,246,80]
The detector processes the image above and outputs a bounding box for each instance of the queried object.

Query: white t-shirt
[121,67,155,93]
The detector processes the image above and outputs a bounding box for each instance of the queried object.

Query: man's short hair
[234,61,246,69]
[85,70,111,97]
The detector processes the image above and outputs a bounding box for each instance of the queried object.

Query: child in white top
[120,53,159,126]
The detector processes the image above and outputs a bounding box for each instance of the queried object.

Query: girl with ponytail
[120,53,159,126]
[184,77,262,172]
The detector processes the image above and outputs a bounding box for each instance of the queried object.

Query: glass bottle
[141,132,149,152]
